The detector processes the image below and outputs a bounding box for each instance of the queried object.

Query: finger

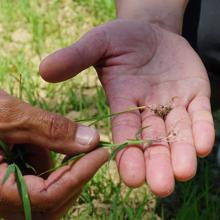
[110,98,145,187]
[0,163,17,213]
[0,163,15,186]
[0,91,99,155]
[166,106,197,181]
[142,111,174,197]
[187,96,215,157]
[39,26,108,83]
[32,148,108,209]
[0,148,108,212]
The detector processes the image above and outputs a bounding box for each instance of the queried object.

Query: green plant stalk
[15,164,32,220]
[0,140,12,161]
[1,163,15,184]
[39,138,153,176]
[76,105,146,126]
[0,105,157,220]
[1,163,32,220]
[39,153,86,177]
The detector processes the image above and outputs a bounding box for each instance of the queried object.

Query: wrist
[115,0,188,34]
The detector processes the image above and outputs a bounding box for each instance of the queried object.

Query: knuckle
[0,96,17,122]
[47,113,73,140]
[0,93,28,130]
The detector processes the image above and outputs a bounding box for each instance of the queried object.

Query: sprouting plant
[40,99,176,176]
[11,73,23,99]
[77,98,174,126]
[0,99,176,220]
[76,105,146,126]
[0,142,32,220]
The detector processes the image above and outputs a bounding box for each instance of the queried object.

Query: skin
[0,90,100,155]
[0,146,108,220]
[0,90,107,219]
[40,19,215,197]
[3,1,212,218]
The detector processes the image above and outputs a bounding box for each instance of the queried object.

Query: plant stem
[76,106,146,126]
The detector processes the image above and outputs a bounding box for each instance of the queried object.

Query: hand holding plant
[0,91,107,220]
[40,19,215,197]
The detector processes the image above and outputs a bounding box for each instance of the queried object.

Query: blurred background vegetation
[0,0,220,219]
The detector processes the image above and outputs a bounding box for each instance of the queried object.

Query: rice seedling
[1,1,219,219]
[0,142,32,220]
[0,99,176,220]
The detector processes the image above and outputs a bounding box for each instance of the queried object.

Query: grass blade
[39,138,153,177]
[39,152,85,177]
[110,142,128,160]
[99,141,119,148]
[25,163,37,174]
[15,164,32,220]
[76,106,146,126]
[135,125,151,139]
[1,164,15,184]
[0,140,11,159]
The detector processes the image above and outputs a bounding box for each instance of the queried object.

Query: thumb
[0,91,99,154]
[39,26,108,83]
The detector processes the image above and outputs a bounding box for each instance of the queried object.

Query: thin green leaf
[39,153,85,177]
[135,125,151,140]
[124,205,134,220]
[1,164,15,184]
[25,163,37,174]
[76,106,146,126]
[99,141,119,148]
[0,140,11,158]
[127,139,145,145]
[143,140,153,149]
[127,139,152,148]
[14,164,32,220]
[110,142,128,160]
[62,153,85,164]
[39,138,153,177]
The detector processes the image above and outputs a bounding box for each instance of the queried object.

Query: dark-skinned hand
[0,90,108,220]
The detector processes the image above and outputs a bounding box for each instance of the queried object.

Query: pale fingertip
[172,145,197,181]
[151,186,174,198]
[145,147,175,198]
[175,169,196,182]
[174,166,197,181]
[148,173,175,197]
[193,121,215,157]
[119,147,145,188]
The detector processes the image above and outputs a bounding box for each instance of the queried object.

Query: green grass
[0,0,220,219]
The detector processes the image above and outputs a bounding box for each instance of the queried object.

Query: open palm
[40,20,214,196]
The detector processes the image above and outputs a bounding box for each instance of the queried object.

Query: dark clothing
[183,0,201,52]
[183,0,220,109]
[184,0,220,74]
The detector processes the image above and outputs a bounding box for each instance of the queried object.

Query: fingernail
[75,125,97,145]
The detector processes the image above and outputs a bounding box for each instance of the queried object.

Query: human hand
[0,146,107,220]
[39,19,214,197]
[0,90,107,219]
[0,90,99,155]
